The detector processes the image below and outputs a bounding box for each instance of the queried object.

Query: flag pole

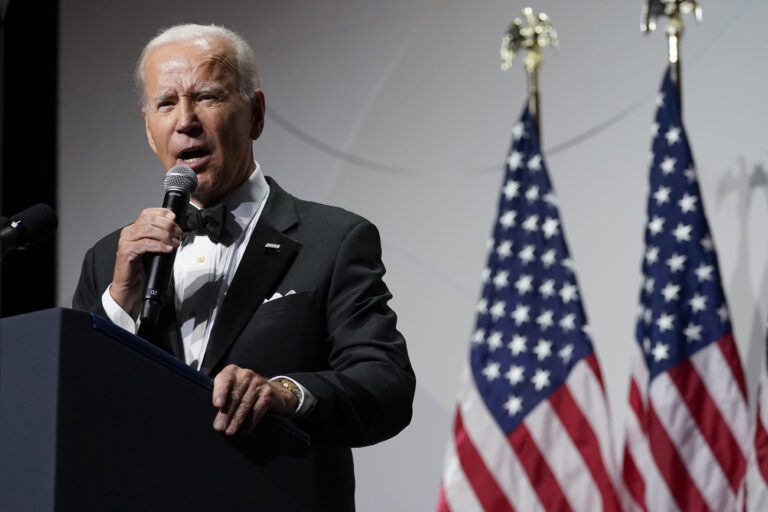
[500,7,557,142]
[641,0,703,112]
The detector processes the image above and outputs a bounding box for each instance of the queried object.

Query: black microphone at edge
[0,203,58,259]
[140,165,197,325]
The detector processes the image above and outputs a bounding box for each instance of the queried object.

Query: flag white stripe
[624,380,680,512]
[526,399,600,511]
[690,342,750,455]
[650,373,737,511]
[441,439,484,512]
[458,370,544,511]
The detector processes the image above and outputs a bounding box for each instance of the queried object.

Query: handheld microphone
[140,165,197,325]
[0,203,58,258]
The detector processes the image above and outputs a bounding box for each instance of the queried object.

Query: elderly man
[73,24,415,510]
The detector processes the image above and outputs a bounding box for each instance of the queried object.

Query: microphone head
[10,203,58,248]
[163,165,198,194]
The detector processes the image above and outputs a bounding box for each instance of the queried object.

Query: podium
[0,308,313,511]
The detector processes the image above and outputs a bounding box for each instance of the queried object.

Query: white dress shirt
[101,163,313,414]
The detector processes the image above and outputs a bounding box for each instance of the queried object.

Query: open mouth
[177,148,211,165]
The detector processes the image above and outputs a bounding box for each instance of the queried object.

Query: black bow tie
[183,203,226,243]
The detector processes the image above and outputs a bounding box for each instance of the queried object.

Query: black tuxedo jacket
[73,177,416,511]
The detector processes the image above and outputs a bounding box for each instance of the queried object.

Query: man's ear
[249,90,266,140]
[143,107,158,154]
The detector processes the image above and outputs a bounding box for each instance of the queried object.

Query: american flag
[747,344,768,509]
[622,69,750,511]
[438,107,622,511]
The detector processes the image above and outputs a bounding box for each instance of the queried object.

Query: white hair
[135,24,261,104]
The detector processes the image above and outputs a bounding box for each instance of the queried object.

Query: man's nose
[176,99,202,135]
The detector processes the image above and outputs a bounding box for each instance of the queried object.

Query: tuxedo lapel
[200,178,301,375]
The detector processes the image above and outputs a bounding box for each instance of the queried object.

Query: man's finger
[246,384,279,431]
[212,364,238,408]
[224,380,261,435]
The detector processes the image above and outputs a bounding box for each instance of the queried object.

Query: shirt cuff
[269,375,316,417]
[101,285,139,334]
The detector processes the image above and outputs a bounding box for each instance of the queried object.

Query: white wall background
[59,1,768,509]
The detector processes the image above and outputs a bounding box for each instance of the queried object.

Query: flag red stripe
[508,423,573,512]
[454,410,516,512]
[549,384,621,511]
[716,334,747,400]
[621,444,647,511]
[667,358,746,492]
[648,403,709,511]
[584,352,606,391]
[755,399,768,486]
[436,484,452,512]
[628,378,647,434]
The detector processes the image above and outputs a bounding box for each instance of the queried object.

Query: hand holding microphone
[109,166,197,322]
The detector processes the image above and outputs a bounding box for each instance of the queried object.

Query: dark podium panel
[0,308,312,511]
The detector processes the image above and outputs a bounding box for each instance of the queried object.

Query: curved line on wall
[266,0,757,177]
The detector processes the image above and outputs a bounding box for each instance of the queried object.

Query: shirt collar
[221,161,269,232]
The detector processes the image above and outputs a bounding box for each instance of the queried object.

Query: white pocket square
[263,290,296,304]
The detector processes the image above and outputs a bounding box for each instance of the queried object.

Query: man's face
[142,37,265,206]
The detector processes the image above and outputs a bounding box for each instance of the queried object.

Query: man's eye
[157,100,174,109]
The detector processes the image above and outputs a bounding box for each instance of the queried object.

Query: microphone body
[0,204,58,258]
[140,166,197,325]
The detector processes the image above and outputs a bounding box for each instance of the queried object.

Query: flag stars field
[672,223,692,242]
[539,279,556,298]
[518,244,536,264]
[481,361,501,381]
[665,126,681,145]
[654,185,671,204]
[536,310,554,330]
[541,248,557,267]
[649,215,665,235]
[666,253,686,272]
[689,294,707,312]
[508,334,527,355]
[507,151,523,170]
[683,322,702,343]
[522,214,538,232]
[657,313,675,332]
[503,395,522,416]
[489,300,506,320]
[496,239,513,259]
[678,193,697,213]
[503,180,520,199]
[505,364,525,386]
[661,283,681,302]
[499,210,516,228]
[514,274,533,295]
[560,283,578,303]
[492,270,509,289]
[487,331,503,351]
[533,339,552,360]
[695,263,713,281]
[652,342,670,362]
[660,156,677,174]
[531,368,551,391]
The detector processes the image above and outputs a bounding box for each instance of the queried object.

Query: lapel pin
[265,242,281,254]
